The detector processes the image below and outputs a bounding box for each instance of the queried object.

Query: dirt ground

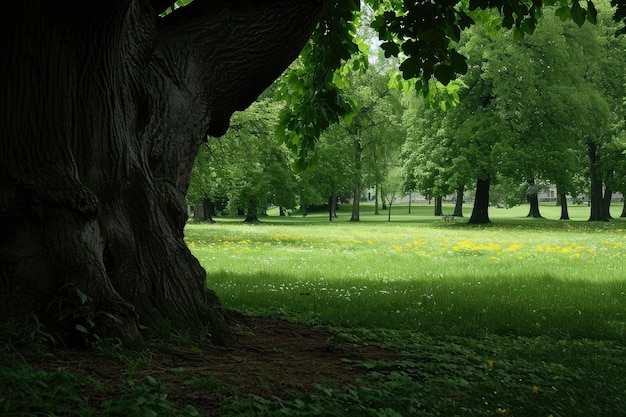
[29,313,394,415]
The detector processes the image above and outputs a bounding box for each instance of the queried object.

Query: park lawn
[185,202,626,416]
[187,203,626,340]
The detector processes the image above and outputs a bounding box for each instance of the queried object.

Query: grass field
[183,202,626,416]
[2,202,625,416]
[187,202,626,340]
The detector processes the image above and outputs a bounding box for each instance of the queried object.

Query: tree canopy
[277,0,620,163]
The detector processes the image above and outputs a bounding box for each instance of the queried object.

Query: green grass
[3,202,625,417]
[183,202,626,416]
[187,202,626,340]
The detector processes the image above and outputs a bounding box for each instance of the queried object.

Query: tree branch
[153,0,327,137]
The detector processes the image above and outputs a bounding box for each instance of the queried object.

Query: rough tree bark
[0,0,326,343]
[469,177,491,224]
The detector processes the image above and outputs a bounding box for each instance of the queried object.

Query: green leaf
[75,324,88,334]
[75,288,88,305]
[434,64,455,85]
[587,1,598,24]
[399,56,422,80]
[555,5,571,21]
[571,1,587,27]
[449,50,468,75]
[381,41,400,58]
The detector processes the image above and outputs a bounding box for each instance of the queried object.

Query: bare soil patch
[26,314,394,415]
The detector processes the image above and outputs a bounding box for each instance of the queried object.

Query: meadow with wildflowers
[184,203,626,416]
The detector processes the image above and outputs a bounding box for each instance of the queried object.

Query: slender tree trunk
[388,202,393,221]
[351,137,362,222]
[469,177,491,224]
[559,192,570,220]
[408,193,412,214]
[587,142,607,221]
[434,196,443,216]
[374,184,380,215]
[0,0,326,343]
[453,185,464,217]
[300,193,308,217]
[381,187,387,210]
[351,184,360,222]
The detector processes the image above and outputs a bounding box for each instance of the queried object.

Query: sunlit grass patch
[185,205,626,340]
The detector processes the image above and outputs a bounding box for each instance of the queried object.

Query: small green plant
[102,376,200,417]
[47,284,121,347]
[0,314,55,359]
[124,349,154,378]
[184,375,238,395]
[0,361,101,416]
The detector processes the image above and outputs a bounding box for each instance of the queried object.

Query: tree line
[189,0,626,225]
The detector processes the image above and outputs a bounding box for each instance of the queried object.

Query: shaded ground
[25,313,394,415]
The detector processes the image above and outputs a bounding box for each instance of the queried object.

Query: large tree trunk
[587,142,607,221]
[453,185,464,217]
[527,194,542,218]
[621,197,626,218]
[469,177,491,224]
[526,179,542,218]
[202,199,216,223]
[0,0,325,343]
[559,192,570,220]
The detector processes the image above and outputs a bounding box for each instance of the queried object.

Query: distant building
[537,184,623,203]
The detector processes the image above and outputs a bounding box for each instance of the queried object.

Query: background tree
[296,124,356,220]
[382,166,404,221]
[187,144,224,222]
[349,68,406,221]
[482,1,625,222]
[189,98,297,223]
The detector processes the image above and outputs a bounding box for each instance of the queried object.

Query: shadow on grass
[208,270,626,342]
